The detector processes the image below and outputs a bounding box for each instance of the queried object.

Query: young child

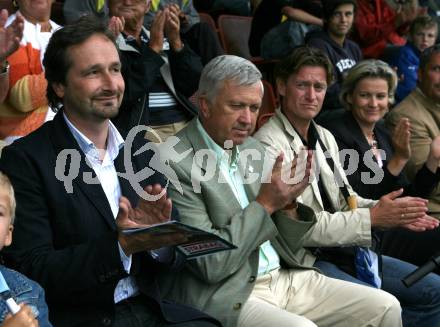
[0,172,51,327]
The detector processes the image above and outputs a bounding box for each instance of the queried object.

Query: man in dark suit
[0,16,220,327]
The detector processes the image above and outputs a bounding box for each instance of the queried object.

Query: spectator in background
[109,0,202,142]
[193,0,252,16]
[384,44,440,275]
[388,15,438,103]
[323,59,440,204]
[63,0,109,24]
[354,0,419,58]
[249,0,323,59]
[422,0,440,14]
[323,59,440,278]
[306,0,360,116]
[0,0,61,144]
[143,0,224,64]
[0,9,23,103]
[388,44,440,218]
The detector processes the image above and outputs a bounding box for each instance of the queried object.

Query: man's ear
[276,78,286,97]
[346,93,353,105]
[52,83,65,99]
[4,225,13,247]
[198,96,211,120]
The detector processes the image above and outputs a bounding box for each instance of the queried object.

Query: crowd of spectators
[1,0,440,326]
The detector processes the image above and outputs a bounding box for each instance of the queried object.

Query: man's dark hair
[43,15,117,109]
[275,46,334,85]
[419,43,440,73]
[322,0,357,30]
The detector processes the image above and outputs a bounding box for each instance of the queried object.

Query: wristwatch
[0,61,10,75]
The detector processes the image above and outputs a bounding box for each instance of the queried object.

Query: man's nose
[102,72,119,91]
[239,108,252,124]
[305,86,316,100]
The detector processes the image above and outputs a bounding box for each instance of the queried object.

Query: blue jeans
[315,256,440,327]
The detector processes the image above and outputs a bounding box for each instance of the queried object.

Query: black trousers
[113,296,220,327]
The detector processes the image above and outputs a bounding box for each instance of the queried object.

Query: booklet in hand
[122,221,237,259]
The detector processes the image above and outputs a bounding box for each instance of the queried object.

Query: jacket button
[102,317,112,326]
[233,303,242,310]
[248,276,256,283]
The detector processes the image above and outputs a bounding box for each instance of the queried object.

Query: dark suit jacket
[0,111,217,327]
[320,110,438,200]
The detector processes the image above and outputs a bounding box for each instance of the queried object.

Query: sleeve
[6,44,48,113]
[407,164,440,198]
[182,0,200,27]
[272,204,317,253]
[7,73,48,113]
[120,47,165,105]
[34,282,52,327]
[256,128,374,249]
[354,4,398,48]
[392,50,418,103]
[167,160,278,284]
[169,44,203,97]
[332,132,403,199]
[302,134,374,247]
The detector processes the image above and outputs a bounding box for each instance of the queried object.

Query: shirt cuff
[118,242,132,273]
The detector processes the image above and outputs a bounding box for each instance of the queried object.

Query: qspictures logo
[54,125,386,201]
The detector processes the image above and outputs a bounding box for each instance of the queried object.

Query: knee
[376,291,402,322]
[304,320,318,327]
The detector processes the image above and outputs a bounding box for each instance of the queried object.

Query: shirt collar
[195,118,240,170]
[63,112,124,163]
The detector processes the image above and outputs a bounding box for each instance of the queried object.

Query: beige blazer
[159,118,318,327]
[254,109,376,266]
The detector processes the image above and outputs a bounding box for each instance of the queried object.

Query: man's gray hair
[198,55,262,102]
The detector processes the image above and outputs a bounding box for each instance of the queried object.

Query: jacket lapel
[184,120,244,211]
[276,110,325,209]
[50,111,117,229]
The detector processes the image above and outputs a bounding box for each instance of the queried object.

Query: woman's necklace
[368,132,383,168]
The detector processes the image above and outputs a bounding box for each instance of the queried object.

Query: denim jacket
[0,265,51,327]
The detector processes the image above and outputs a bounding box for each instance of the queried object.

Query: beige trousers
[238,268,402,327]
[144,120,189,143]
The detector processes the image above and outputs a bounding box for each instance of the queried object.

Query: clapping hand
[164,4,183,51]
[116,184,186,255]
[0,10,24,62]
[391,118,411,160]
[370,189,429,229]
[108,16,125,38]
[257,150,312,215]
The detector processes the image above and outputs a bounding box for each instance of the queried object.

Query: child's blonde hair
[0,172,15,224]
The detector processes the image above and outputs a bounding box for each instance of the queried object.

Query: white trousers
[237,268,402,327]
